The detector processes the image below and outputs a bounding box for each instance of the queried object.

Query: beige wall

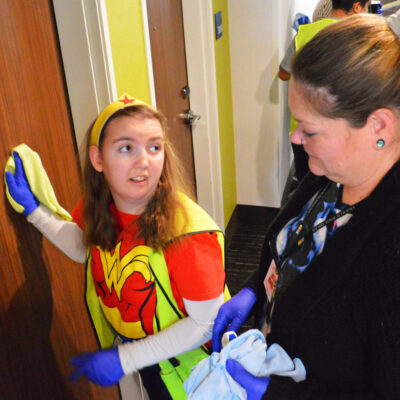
[228,0,320,207]
[229,0,284,207]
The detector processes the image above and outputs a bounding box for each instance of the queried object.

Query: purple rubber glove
[212,287,256,352]
[226,359,270,400]
[69,347,124,387]
[5,152,39,216]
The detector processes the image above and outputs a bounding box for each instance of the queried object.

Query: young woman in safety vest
[5,95,229,400]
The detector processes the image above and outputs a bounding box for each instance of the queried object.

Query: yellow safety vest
[290,18,337,134]
[85,193,230,399]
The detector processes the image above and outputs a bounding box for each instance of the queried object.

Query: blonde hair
[82,105,191,250]
[292,14,400,127]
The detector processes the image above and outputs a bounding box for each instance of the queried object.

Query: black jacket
[247,162,400,399]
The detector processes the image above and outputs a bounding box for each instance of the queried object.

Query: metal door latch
[178,109,201,125]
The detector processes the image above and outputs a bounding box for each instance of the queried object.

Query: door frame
[181,0,224,229]
[53,0,117,156]
[53,0,225,229]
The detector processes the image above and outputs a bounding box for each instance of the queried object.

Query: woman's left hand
[69,347,124,386]
[226,359,270,400]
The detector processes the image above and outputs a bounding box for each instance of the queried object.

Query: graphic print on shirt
[270,182,353,300]
[90,241,157,339]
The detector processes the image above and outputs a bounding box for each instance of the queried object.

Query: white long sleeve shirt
[27,205,224,372]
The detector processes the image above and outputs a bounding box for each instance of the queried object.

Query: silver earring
[376,139,385,148]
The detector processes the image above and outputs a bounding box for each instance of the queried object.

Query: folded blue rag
[184,329,306,400]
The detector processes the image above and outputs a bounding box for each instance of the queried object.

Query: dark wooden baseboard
[225,204,279,250]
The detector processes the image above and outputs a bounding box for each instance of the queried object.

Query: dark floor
[224,205,279,331]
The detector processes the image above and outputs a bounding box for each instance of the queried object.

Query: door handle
[178,109,201,125]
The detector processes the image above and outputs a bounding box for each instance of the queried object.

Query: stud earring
[376,139,385,148]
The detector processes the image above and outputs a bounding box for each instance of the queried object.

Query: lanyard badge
[265,183,355,322]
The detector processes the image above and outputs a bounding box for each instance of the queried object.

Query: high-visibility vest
[85,193,230,399]
[290,18,337,134]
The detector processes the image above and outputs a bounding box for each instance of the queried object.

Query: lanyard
[271,184,355,268]
[265,184,355,327]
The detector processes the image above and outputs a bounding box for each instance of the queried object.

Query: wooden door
[146,0,197,196]
[0,1,119,399]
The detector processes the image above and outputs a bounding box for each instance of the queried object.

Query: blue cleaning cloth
[184,329,306,400]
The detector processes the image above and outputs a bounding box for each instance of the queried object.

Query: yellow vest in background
[290,18,337,134]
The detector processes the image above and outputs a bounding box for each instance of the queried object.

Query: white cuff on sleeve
[119,293,224,374]
[27,205,87,263]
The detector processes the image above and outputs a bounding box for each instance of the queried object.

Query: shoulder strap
[174,192,221,237]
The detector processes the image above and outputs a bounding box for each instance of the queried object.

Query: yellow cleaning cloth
[4,143,72,221]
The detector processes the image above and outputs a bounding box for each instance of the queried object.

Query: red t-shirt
[72,199,224,335]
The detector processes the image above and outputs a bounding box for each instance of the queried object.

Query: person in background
[279,0,371,82]
[312,0,333,22]
[213,14,400,399]
[5,95,228,400]
[279,0,371,187]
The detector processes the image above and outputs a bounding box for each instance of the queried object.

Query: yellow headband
[90,94,151,146]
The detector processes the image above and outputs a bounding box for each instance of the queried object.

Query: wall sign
[215,11,222,40]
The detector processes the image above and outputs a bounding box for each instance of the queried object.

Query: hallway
[225,206,279,331]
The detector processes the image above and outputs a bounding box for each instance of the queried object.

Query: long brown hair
[82,105,191,251]
[292,14,400,128]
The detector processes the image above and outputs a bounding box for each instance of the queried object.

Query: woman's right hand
[212,287,256,352]
[5,152,39,216]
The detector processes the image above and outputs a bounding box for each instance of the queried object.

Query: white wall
[294,0,321,19]
[229,0,319,208]
[229,0,288,207]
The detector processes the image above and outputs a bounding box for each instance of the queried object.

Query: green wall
[212,0,237,226]
[105,1,237,227]
[105,0,151,103]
